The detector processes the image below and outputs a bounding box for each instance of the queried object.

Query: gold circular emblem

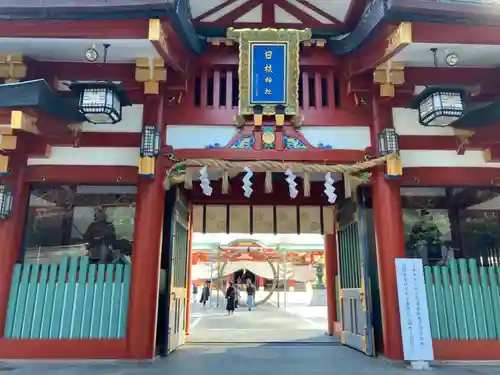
[262,131,275,145]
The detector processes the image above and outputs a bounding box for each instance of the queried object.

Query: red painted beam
[0,19,149,39]
[197,46,340,67]
[197,21,340,30]
[294,0,341,25]
[31,62,140,91]
[24,165,138,184]
[195,0,238,21]
[47,132,141,148]
[165,148,366,163]
[166,107,371,126]
[156,20,193,74]
[349,67,500,98]
[399,124,500,151]
[399,167,500,186]
[262,0,275,26]
[346,20,500,77]
[412,22,500,45]
[344,22,400,76]
[274,0,331,27]
[399,136,461,151]
[216,0,263,25]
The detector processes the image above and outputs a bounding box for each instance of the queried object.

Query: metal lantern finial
[0,184,13,220]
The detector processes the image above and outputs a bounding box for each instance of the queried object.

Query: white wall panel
[393,108,455,136]
[27,147,139,166]
[401,150,500,168]
[82,105,143,133]
[166,125,237,149]
[300,126,371,149]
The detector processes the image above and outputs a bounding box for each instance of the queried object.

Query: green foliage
[407,212,443,248]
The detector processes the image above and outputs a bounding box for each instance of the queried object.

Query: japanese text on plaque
[249,42,288,104]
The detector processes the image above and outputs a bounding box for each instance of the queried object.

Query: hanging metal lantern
[412,86,465,127]
[70,82,130,124]
[140,125,161,157]
[378,128,399,156]
[0,184,13,220]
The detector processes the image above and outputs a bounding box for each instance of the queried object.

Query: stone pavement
[1,344,499,375]
[188,294,334,343]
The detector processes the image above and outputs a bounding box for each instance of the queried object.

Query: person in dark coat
[226,282,236,314]
[200,281,210,306]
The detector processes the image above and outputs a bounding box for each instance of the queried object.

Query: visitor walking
[200,281,210,307]
[247,282,255,311]
[225,281,236,314]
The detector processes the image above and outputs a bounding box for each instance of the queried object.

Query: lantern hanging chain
[163,153,396,189]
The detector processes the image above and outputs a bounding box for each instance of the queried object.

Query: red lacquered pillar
[371,93,406,360]
[0,152,28,335]
[126,94,165,359]
[324,233,338,336]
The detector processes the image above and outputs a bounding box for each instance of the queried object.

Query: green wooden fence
[4,256,131,339]
[424,258,500,340]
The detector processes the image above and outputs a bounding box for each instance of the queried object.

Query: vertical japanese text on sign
[249,42,288,105]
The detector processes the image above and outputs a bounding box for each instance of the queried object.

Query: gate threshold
[185,341,342,347]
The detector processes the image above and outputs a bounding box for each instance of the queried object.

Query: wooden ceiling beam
[195,0,239,21]
[411,22,500,45]
[344,22,412,77]
[294,0,341,24]
[196,46,340,67]
[0,19,149,39]
[149,19,192,74]
[215,0,263,25]
[348,67,500,97]
[274,0,327,27]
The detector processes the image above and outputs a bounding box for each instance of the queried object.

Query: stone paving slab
[188,300,333,343]
[1,344,499,375]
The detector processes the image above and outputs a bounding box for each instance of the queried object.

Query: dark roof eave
[0,79,85,123]
[0,1,205,55]
[0,5,171,21]
[167,0,205,55]
[327,0,500,56]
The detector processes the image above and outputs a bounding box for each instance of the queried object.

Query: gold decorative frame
[227,27,312,116]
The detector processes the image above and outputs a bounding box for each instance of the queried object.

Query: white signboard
[395,258,434,362]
